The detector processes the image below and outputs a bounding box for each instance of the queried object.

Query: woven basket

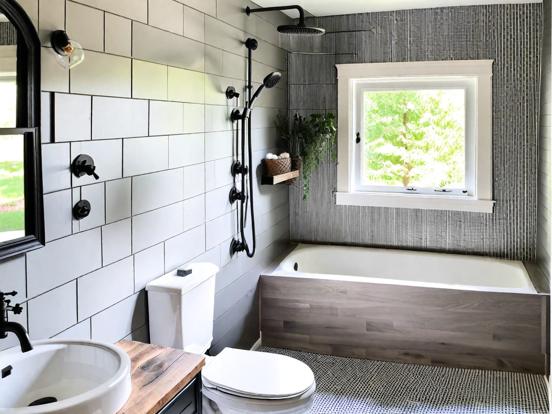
[264,157,291,177]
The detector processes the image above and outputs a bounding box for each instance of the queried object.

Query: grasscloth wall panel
[0,21,16,44]
[286,5,541,261]
[537,0,551,286]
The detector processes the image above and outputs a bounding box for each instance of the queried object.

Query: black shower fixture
[228,38,282,259]
[250,72,282,107]
[230,71,281,122]
[245,37,258,50]
[245,5,325,36]
[225,86,240,100]
[73,200,91,220]
[71,154,99,180]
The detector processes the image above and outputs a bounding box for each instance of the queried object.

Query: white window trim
[336,60,495,214]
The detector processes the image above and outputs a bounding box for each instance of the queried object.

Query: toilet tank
[146,263,219,354]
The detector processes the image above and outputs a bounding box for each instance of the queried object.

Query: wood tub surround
[260,276,550,374]
[116,341,204,414]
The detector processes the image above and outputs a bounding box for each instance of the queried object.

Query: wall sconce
[50,30,85,69]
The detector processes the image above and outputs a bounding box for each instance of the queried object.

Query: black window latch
[355,132,361,144]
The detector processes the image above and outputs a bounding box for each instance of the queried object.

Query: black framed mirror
[0,0,43,260]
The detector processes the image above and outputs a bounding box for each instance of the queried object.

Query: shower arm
[245,5,306,25]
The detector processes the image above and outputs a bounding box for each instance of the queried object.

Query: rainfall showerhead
[246,5,325,37]
[277,22,325,36]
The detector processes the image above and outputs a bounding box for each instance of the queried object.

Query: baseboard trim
[250,336,262,351]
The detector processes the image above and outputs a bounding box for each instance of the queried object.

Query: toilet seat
[202,348,315,400]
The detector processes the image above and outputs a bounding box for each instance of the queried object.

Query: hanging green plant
[275,112,337,199]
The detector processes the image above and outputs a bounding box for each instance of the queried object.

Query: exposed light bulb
[50,30,85,70]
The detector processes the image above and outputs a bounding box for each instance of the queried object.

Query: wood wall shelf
[262,170,299,185]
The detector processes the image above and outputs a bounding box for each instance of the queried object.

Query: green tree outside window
[363,89,465,190]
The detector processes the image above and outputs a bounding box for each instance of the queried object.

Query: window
[336,61,494,213]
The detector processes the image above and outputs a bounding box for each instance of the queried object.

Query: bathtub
[260,244,548,374]
[271,244,537,294]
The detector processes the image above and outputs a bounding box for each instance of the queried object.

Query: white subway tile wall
[43,189,73,242]
[92,97,149,140]
[0,0,290,352]
[105,13,132,57]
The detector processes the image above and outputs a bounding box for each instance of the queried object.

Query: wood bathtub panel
[260,276,548,374]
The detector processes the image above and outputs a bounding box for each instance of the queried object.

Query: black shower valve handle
[72,154,100,180]
[231,161,248,176]
[226,86,240,100]
[229,187,246,204]
[88,165,100,180]
[230,238,247,256]
[73,200,92,220]
[80,162,100,180]
[244,37,258,50]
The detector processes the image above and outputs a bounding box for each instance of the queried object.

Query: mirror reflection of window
[0,14,24,242]
[0,13,17,128]
[0,135,24,243]
[0,76,16,127]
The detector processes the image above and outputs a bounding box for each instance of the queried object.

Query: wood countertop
[116,341,205,414]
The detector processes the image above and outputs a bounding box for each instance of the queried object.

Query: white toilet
[146,263,316,414]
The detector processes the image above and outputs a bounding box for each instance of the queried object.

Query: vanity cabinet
[157,374,202,414]
[116,341,205,414]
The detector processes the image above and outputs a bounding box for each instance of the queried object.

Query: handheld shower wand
[228,38,281,258]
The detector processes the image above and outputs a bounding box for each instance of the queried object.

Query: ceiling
[254,0,541,17]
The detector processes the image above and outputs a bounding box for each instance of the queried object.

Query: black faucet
[0,291,32,353]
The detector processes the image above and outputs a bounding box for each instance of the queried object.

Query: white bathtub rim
[270,244,537,295]
[269,269,537,294]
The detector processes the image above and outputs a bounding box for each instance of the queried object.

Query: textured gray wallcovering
[0,22,16,45]
[537,0,551,284]
[286,4,542,260]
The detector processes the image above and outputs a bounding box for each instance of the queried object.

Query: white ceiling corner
[254,0,541,17]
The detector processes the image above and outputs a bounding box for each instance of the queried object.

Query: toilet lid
[201,348,315,400]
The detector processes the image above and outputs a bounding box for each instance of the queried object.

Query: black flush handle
[72,154,100,180]
[1,365,12,379]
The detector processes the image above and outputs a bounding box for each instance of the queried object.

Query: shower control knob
[230,109,243,122]
[230,239,247,256]
[72,154,100,180]
[73,200,91,220]
[231,161,248,176]
[225,86,240,100]
[244,37,258,50]
[229,187,245,204]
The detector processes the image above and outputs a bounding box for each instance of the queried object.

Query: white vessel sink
[0,339,131,414]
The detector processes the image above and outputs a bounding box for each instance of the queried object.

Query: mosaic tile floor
[259,347,549,414]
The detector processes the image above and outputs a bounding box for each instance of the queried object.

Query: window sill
[335,192,495,213]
